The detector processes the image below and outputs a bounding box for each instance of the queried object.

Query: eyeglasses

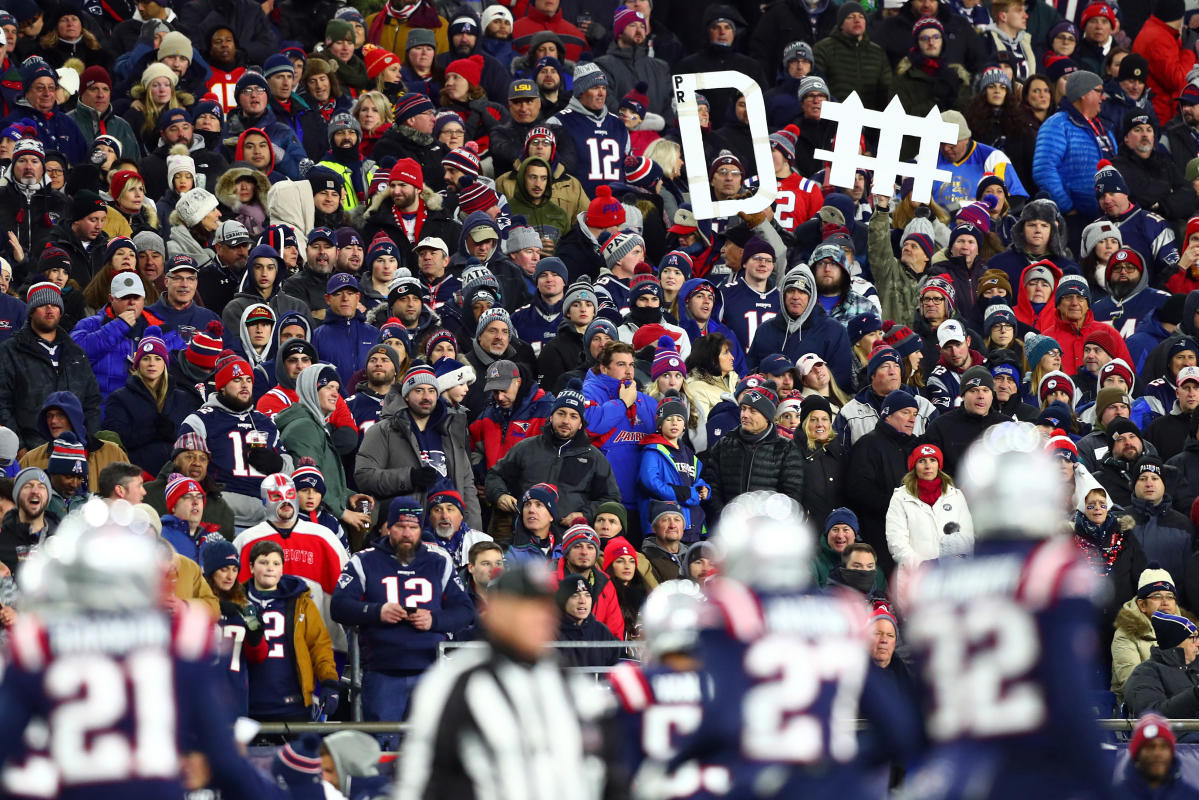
[1147,593,1175,601]
[241,86,267,95]
[1055,33,1076,42]
[1110,263,1140,274]
[747,255,775,265]
[715,168,742,178]
[918,33,942,42]
[1085,503,1108,511]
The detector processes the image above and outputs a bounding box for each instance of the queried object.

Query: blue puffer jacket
[637,435,709,542]
[746,266,853,388]
[312,310,381,397]
[69,314,187,399]
[1126,309,1173,374]
[582,370,658,509]
[1031,104,1117,217]
[102,372,201,475]
[1,103,87,163]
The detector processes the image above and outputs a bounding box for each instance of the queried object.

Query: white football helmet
[958,421,1065,540]
[640,581,705,659]
[713,491,813,592]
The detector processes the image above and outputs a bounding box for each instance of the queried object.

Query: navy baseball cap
[307,226,336,245]
[326,273,359,294]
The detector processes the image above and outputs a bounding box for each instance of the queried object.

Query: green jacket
[275,402,351,515]
[868,209,924,323]
[505,156,572,233]
[813,31,893,112]
[69,102,143,160]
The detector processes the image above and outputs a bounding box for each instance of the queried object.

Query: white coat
[885,483,975,569]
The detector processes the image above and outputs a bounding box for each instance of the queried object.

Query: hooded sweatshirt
[747,263,853,387]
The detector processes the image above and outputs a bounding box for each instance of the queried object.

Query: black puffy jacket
[800,438,846,530]
[703,425,805,517]
[0,325,103,450]
[845,418,917,575]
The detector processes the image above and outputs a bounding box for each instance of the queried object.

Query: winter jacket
[368,124,448,193]
[0,183,67,271]
[746,292,853,390]
[146,296,220,334]
[1113,146,1196,227]
[0,507,59,575]
[0,101,87,164]
[0,326,103,450]
[1112,599,1161,702]
[512,4,588,61]
[43,220,106,285]
[750,0,836,75]
[675,37,767,129]
[1032,105,1117,217]
[867,209,925,323]
[176,0,279,64]
[312,310,381,396]
[884,483,975,568]
[703,424,805,517]
[893,57,971,122]
[537,320,587,391]
[1168,438,1199,515]
[495,159,589,223]
[553,560,625,640]
[354,392,482,529]
[485,424,621,522]
[923,406,1006,478]
[505,160,573,236]
[811,529,887,594]
[143,457,236,542]
[102,373,201,475]
[69,100,141,159]
[637,435,709,541]
[582,370,659,509]
[556,614,621,667]
[268,93,329,163]
[595,43,674,125]
[468,376,554,471]
[640,537,685,583]
[1038,309,1133,376]
[835,385,938,446]
[813,30,892,113]
[798,438,846,531]
[222,265,311,343]
[366,10,451,60]
[1125,645,1199,720]
[1113,754,1199,799]
[555,214,607,282]
[1128,495,1194,587]
[244,575,337,709]
[1133,15,1198,126]
[70,308,187,399]
[845,418,918,574]
[872,2,983,73]
[276,402,351,517]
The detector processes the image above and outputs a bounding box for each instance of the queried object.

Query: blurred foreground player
[610,581,725,798]
[666,491,922,799]
[0,499,287,800]
[898,423,1113,800]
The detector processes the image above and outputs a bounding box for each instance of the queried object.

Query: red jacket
[1036,306,1133,375]
[553,559,626,640]
[468,385,553,469]
[1133,15,1197,125]
[512,5,589,61]
[1013,260,1063,332]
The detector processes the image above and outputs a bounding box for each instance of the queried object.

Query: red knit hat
[907,443,943,472]
[446,54,484,87]
[109,169,141,201]
[214,355,253,391]
[388,157,423,189]
[585,185,625,229]
[362,43,401,80]
[1045,428,1079,461]
[1129,714,1175,760]
[186,320,224,370]
[165,473,206,512]
[81,65,111,90]
[601,535,637,573]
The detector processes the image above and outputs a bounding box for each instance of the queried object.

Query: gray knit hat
[476,306,515,339]
[13,466,49,502]
[573,62,608,97]
[504,220,541,254]
[599,230,645,269]
[564,277,597,310]
[25,281,64,312]
[1064,70,1103,104]
[133,230,165,255]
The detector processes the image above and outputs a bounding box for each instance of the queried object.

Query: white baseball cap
[937,319,966,347]
[1178,366,1199,386]
[415,236,449,255]
[110,271,145,299]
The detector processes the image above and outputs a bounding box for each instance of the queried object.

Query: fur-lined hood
[1115,596,1199,638]
[1012,198,1072,259]
[214,164,271,212]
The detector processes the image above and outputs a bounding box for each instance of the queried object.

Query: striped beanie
[187,320,224,370]
[651,335,686,379]
[1046,428,1078,462]
[394,92,435,124]
[134,326,169,370]
[524,126,557,160]
[214,355,252,391]
[26,281,63,312]
[293,456,326,495]
[599,230,645,268]
[770,124,801,162]
[562,523,600,555]
[166,473,206,511]
[476,306,514,339]
[423,329,459,361]
[457,178,501,214]
[401,363,439,398]
[919,275,956,309]
[46,432,87,477]
[623,153,662,190]
[522,482,559,517]
[441,142,481,177]
[573,61,607,96]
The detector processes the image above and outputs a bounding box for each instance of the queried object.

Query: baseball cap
[937,319,966,347]
[1178,366,1199,386]
[415,236,449,255]
[307,226,336,245]
[213,220,251,247]
[110,272,145,298]
[326,273,359,294]
[483,359,520,391]
[468,225,499,243]
[166,254,199,274]
[508,78,539,99]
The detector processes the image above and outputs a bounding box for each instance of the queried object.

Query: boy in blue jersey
[331,496,475,748]
[899,424,1115,800]
[545,63,631,196]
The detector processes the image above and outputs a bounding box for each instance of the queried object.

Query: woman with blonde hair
[124,63,194,151]
[885,443,974,586]
[796,352,850,411]
[104,169,158,237]
[351,90,394,159]
[35,7,102,68]
[798,394,846,530]
[644,137,684,217]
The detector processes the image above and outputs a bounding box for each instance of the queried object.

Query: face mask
[840,567,876,594]
[629,303,660,325]
[262,474,299,520]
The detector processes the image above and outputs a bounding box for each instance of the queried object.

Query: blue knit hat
[387,496,423,526]
[1055,274,1091,304]
[1151,611,1198,649]
[521,482,559,518]
[867,345,902,378]
[200,539,239,577]
[552,378,586,418]
[824,507,860,537]
[880,389,918,418]
[848,313,882,344]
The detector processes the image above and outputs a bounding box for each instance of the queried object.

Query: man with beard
[595,7,673,124]
[370,94,447,192]
[233,471,349,650]
[1093,246,1170,339]
[461,307,538,416]
[137,106,230,201]
[533,55,569,117]
[923,365,1005,476]
[809,240,877,326]
[674,6,763,126]
[178,354,293,528]
[1091,160,1179,286]
[1113,112,1196,225]
[924,319,984,412]
[433,12,511,102]
[1162,84,1199,175]
[362,159,459,266]
[0,138,65,268]
[0,467,57,574]
[1092,417,1165,509]
[424,485,491,567]
[0,283,102,452]
[198,221,254,314]
[553,523,624,638]
[355,364,483,527]
[143,432,236,540]
[346,344,402,437]
[335,228,364,275]
[332,495,475,747]
[283,228,338,322]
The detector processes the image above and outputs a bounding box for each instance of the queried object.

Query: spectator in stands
[506,482,563,562]
[1145,368,1199,462]
[144,433,235,540]
[924,366,1006,476]
[1112,565,1180,703]
[95,462,147,505]
[1127,456,1193,585]
[468,359,554,474]
[554,523,623,639]
[1039,276,1134,374]
[1091,417,1156,508]
[0,467,57,575]
[1132,0,1194,126]
[158,472,223,564]
[555,572,621,667]
[1125,611,1199,722]
[1114,714,1193,796]
[424,485,490,567]
[836,345,936,445]
[885,443,974,579]
[640,500,686,583]
[747,264,852,387]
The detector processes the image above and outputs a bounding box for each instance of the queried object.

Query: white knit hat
[175,187,219,227]
[166,144,196,189]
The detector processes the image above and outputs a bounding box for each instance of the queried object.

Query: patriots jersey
[718,277,779,352]
[673,579,920,798]
[898,538,1112,800]
[0,607,279,800]
[547,107,631,196]
[609,662,730,799]
[346,389,386,441]
[179,402,289,497]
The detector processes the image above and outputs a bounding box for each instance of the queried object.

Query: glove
[246,445,284,475]
[467,97,491,113]
[239,603,265,645]
[154,414,176,440]
[218,600,242,620]
[313,680,340,720]
[671,484,692,504]
[411,464,440,488]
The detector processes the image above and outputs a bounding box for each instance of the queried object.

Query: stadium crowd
[6,0,1199,794]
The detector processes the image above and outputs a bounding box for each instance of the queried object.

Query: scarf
[392,198,426,241]
[1072,511,1124,575]
[367,0,442,42]
[909,49,943,77]
[917,477,941,506]
[1064,102,1115,160]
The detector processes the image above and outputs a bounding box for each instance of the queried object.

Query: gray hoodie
[779,263,818,336]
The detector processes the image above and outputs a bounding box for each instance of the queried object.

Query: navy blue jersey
[346,388,386,440]
[899,538,1113,800]
[179,399,290,497]
[215,610,251,717]
[674,579,920,798]
[610,661,730,799]
[0,607,282,800]
[246,580,307,718]
[546,106,631,196]
[331,539,475,673]
[717,278,779,353]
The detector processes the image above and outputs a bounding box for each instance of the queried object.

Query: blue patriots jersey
[898,538,1113,800]
[672,579,921,798]
[609,661,730,799]
[215,610,252,717]
[0,607,283,800]
[717,277,779,353]
[346,388,386,441]
[179,399,290,497]
[546,106,631,196]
